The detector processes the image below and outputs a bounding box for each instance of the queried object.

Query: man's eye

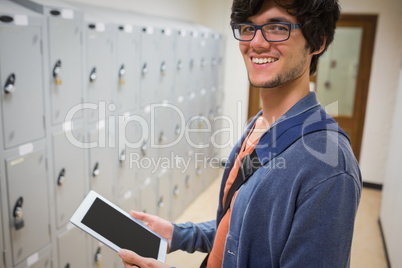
[242,26,255,34]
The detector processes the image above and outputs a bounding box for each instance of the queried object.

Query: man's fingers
[131,210,151,222]
[119,249,141,266]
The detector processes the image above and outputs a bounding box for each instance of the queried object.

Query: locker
[171,166,187,220]
[6,149,50,266]
[115,25,141,113]
[117,112,142,213]
[14,249,51,268]
[157,28,176,103]
[139,26,160,107]
[57,226,88,268]
[47,8,84,125]
[88,122,117,202]
[52,123,86,229]
[0,3,45,149]
[139,176,157,216]
[85,17,115,123]
[156,168,172,220]
[174,29,191,100]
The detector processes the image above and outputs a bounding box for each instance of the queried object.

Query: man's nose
[250,28,271,48]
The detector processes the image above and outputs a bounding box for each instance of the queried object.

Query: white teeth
[252,57,277,64]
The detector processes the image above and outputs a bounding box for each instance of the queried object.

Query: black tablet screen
[81,197,160,259]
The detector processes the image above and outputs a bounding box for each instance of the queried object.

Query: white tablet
[70,190,168,262]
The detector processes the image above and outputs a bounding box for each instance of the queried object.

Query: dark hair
[231,0,341,75]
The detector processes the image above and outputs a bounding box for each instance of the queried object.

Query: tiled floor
[166,171,388,267]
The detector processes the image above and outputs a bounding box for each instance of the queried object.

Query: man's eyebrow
[268,17,293,23]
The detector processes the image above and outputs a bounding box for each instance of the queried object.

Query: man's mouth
[252,57,278,64]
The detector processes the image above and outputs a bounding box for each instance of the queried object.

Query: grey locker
[157,168,172,220]
[139,176,157,215]
[85,19,115,123]
[115,25,141,113]
[139,26,160,107]
[117,112,142,213]
[174,29,191,99]
[57,226,88,268]
[6,149,50,266]
[157,28,176,103]
[47,8,84,125]
[88,123,116,202]
[171,166,187,220]
[14,248,51,268]
[0,4,45,149]
[52,123,86,229]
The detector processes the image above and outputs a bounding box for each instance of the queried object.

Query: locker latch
[196,168,202,177]
[185,175,190,189]
[13,197,24,230]
[92,162,100,177]
[53,60,62,85]
[141,141,147,156]
[158,197,164,208]
[89,67,97,83]
[95,247,102,267]
[175,125,181,136]
[159,131,168,144]
[4,73,16,94]
[64,263,70,268]
[119,64,126,85]
[160,61,167,76]
[119,149,126,162]
[173,185,180,197]
[142,63,149,75]
[57,168,66,186]
[177,60,183,71]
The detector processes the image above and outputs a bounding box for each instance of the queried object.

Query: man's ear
[312,35,327,55]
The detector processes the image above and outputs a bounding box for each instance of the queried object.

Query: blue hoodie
[170,92,362,267]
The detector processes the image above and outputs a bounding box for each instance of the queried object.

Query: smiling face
[239,0,313,89]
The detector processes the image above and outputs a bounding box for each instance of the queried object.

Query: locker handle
[173,185,180,197]
[141,142,147,156]
[175,125,181,136]
[95,247,102,267]
[4,73,16,94]
[89,67,97,83]
[119,150,126,162]
[177,60,183,71]
[185,175,190,188]
[53,60,62,85]
[196,168,202,176]
[159,131,168,144]
[13,197,25,230]
[57,168,66,186]
[119,64,126,85]
[142,63,149,75]
[201,58,207,68]
[64,263,70,268]
[158,197,164,208]
[0,16,13,23]
[208,111,215,121]
[160,62,167,75]
[92,162,100,177]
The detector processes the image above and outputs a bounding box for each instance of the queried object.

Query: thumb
[118,249,139,264]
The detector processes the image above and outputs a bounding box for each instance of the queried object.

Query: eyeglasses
[231,22,303,42]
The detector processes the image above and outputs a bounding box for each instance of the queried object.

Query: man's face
[239,0,312,89]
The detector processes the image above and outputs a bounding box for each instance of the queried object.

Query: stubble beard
[249,48,309,89]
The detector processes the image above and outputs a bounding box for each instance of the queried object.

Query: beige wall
[67,0,402,184]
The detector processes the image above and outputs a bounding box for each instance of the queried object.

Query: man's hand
[118,249,170,268]
[130,211,173,252]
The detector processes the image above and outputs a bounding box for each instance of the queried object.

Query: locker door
[88,123,116,202]
[48,13,83,125]
[139,27,160,107]
[57,226,88,268]
[6,149,50,266]
[117,112,142,212]
[115,26,140,113]
[157,168,171,220]
[139,177,157,216]
[174,30,191,99]
[52,125,86,229]
[0,24,45,148]
[157,29,176,102]
[86,24,114,123]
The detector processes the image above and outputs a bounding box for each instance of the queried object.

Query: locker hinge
[48,223,52,236]
[2,250,6,267]
[43,115,46,131]
[40,39,43,55]
[45,157,48,171]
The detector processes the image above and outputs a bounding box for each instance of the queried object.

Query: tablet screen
[81,197,160,258]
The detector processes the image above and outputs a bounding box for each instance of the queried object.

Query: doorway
[247,14,377,161]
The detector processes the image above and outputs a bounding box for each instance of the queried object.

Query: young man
[119,0,362,267]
